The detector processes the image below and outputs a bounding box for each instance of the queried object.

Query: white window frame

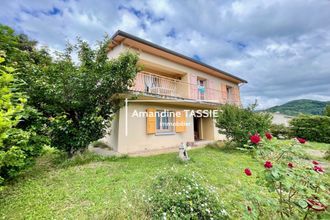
[156,110,174,134]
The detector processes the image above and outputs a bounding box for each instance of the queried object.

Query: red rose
[244,168,252,176]
[313,165,324,173]
[288,162,293,168]
[250,134,261,144]
[307,198,327,211]
[265,132,272,140]
[312,160,319,165]
[264,161,273,169]
[297,137,306,144]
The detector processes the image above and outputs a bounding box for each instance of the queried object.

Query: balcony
[131,71,240,105]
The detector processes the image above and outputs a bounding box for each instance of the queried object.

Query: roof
[109,30,247,84]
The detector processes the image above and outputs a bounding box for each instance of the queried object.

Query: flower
[244,168,252,176]
[288,162,294,168]
[250,134,261,144]
[247,206,252,213]
[264,161,273,169]
[307,198,327,211]
[313,165,324,173]
[265,132,272,140]
[297,137,306,144]
[312,160,319,165]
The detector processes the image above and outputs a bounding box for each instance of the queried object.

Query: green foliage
[215,104,272,147]
[1,24,139,156]
[269,124,291,139]
[41,41,139,155]
[290,115,330,143]
[0,57,40,187]
[265,99,330,116]
[146,169,228,219]
[324,105,330,116]
[248,139,329,219]
[325,151,330,161]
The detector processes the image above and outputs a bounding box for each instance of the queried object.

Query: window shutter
[175,111,186,133]
[221,83,227,103]
[146,108,156,134]
[233,86,241,105]
[189,74,197,99]
[208,80,215,101]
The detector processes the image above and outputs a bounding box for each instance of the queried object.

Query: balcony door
[197,79,206,100]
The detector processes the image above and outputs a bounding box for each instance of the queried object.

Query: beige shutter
[175,111,186,133]
[146,108,156,134]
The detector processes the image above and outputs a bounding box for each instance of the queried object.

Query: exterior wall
[115,102,194,153]
[107,43,124,59]
[106,43,238,153]
[213,119,227,140]
[201,117,214,140]
[107,44,241,104]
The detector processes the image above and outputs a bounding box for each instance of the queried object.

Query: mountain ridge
[262,99,330,116]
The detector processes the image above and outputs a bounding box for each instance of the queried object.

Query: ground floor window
[156,110,174,133]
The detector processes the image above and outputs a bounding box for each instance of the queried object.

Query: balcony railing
[131,71,240,105]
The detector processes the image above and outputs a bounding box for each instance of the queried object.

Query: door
[193,116,201,140]
[197,79,206,100]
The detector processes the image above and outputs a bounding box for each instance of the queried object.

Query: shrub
[215,104,272,147]
[146,169,228,219]
[245,138,329,219]
[325,151,330,161]
[290,115,330,143]
[0,57,42,188]
[270,124,291,139]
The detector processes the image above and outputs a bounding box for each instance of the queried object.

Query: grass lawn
[0,141,329,219]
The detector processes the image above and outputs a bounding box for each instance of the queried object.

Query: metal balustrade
[131,71,241,105]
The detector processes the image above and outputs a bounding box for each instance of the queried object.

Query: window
[156,110,174,133]
[197,79,206,100]
[226,86,233,102]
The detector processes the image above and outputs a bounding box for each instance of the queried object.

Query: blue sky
[1,0,330,109]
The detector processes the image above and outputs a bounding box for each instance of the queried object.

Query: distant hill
[263,99,330,116]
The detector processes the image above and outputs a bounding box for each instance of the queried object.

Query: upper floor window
[197,79,206,100]
[226,86,233,102]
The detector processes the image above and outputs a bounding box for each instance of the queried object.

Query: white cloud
[1,0,330,109]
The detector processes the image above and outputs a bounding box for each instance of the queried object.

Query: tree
[324,105,330,117]
[35,39,139,155]
[1,24,140,156]
[215,104,272,147]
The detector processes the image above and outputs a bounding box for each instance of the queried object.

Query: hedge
[290,115,330,143]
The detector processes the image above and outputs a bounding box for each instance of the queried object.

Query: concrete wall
[105,44,231,153]
[108,44,240,100]
[115,102,195,153]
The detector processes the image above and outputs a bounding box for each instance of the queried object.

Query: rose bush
[244,133,329,219]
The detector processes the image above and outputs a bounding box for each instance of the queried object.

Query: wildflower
[265,132,272,140]
[312,160,319,165]
[250,133,261,144]
[244,168,252,176]
[247,206,252,213]
[307,198,327,211]
[264,161,273,169]
[313,165,324,173]
[297,137,306,144]
[288,162,294,168]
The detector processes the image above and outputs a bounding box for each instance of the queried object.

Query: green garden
[1,24,329,219]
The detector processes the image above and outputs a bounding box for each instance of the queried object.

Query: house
[105,30,247,154]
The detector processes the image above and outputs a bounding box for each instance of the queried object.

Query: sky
[1,0,330,109]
